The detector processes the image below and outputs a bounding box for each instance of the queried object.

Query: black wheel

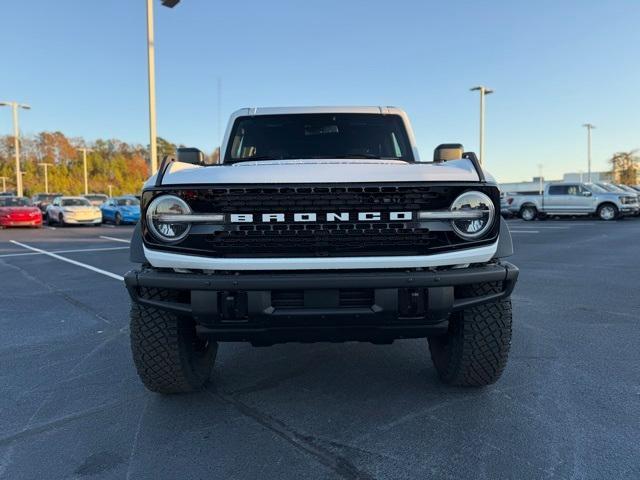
[428,282,512,386]
[519,205,537,221]
[114,212,122,226]
[130,288,218,394]
[47,214,54,226]
[597,203,618,221]
[58,213,66,227]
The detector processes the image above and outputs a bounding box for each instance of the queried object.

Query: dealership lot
[1,219,639,480]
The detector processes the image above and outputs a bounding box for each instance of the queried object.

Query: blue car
[101,196,141,225]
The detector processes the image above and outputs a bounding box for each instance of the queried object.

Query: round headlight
[450,191,495,240]
[146,195,192,242]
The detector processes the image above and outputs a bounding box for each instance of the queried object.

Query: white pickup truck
[505,182,639,221]
[125,106,518,393]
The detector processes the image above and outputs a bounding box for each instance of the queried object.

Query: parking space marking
[99,235,131,244]
[101,224,115,229]
[9,241,125,281]
[510,230,539,234]
[510,226,570,229]
[0,246,129,258]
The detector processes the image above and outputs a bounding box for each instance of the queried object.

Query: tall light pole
[77,148,93,195]
[147,0,181,175]
[0,101,31,197]
[537,164,543,195]
[582,123,595,182]
[38,163,54,194]
[0,176,7,193]
[470,86,493,165]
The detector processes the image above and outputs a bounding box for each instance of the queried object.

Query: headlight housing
[146,195,192,242]
[449,191,495,240]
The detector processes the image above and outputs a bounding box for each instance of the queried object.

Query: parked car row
[0,194,140,228]
[502,182,640,221]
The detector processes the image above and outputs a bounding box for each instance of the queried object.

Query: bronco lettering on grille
[229,212,413,223]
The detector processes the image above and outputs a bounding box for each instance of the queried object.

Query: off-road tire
[597,203,618,221]
[519,205,537,221]
[428,282,512,386]
[130,287,218,394]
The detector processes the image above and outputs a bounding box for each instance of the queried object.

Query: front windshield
[62,198,91,207]
[0,197,30,207]
[225,113,414,162]
[116,198,140,206]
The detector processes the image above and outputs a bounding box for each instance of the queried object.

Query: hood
[147,158,488,187]
[118,205,140,213]
[63,205,97,211]
[0,206,40,214]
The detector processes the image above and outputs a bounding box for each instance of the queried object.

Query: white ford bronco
[125,106,519,393]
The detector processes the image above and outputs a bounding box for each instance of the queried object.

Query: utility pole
[470,86,494,165]
[108,184,113,197]
[77,148,93,195]
[38,163,54,194]
[582,123,595,182]
[146,0,182,175]
[0,101,31,197]
[0,176,7,193]
[537,164,543,194]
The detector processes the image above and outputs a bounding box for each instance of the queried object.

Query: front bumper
[124,261,519,345]
[620,205,639,216]
[0,218,42,227]
[64,216,101,224]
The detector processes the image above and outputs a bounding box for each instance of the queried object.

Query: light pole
[77,148,93,195]
[0,176,7,193]
[470,86,493,165]
[582,123,595,182]
[537,164,543,195]
[146,0,181,175]
[108,184,113,198]
[0,101,31,197]
[38,163,54,194]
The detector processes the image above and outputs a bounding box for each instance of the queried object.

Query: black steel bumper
[124,262,518,345]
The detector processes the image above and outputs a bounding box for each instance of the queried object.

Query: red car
[0,197,43,228]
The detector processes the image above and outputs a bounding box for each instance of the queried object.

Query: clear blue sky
[1,0,638,182]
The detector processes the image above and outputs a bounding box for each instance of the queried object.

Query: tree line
[0,132,220,197]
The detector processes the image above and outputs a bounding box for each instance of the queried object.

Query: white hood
[147,158,489,187]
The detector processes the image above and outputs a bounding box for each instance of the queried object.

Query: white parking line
[0,246,129,258]
[510,230,539,234]
[9,241,124,281]
[99,235,131,244]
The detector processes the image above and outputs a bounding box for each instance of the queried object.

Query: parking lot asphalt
[1,219,639,480]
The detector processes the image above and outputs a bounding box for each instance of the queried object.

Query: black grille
[142,183,500,258]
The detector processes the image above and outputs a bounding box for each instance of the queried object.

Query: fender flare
[493,216,514,259]
[129,222,148,264]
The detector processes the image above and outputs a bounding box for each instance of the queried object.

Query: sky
[1,0,639,183]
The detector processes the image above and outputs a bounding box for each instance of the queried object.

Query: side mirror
[582,190,592,197]
[433,143,464,162]
[177,147,205,165]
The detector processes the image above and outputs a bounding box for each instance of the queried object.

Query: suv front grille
[142,183,500,258]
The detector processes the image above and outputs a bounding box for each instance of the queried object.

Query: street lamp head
[470,86,494,94]
[582,123,595,129]
[19,104,31,110]
[161,0,181,7]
